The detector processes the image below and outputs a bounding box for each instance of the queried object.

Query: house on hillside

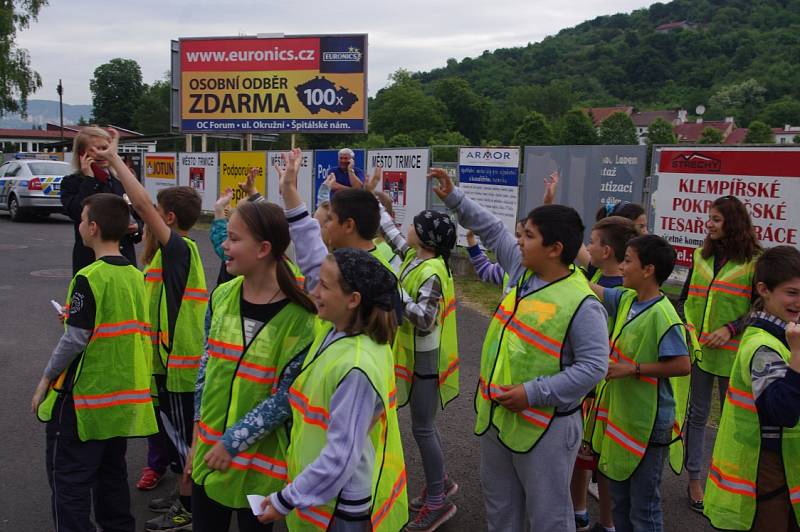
[584,106,633,128]
[632,109,688,145]
[673,118,736,143]
[773,125,800,144]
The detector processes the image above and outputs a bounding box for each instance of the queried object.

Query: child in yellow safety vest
[704,245,800,532]
[373,188,460,530]
[588,235,691,532]
[32,193,157,531]
[93,130,209,530]
[189,200,318,531]
[430,168,610,531]
[678,195,761,510]
[572,215,639,532]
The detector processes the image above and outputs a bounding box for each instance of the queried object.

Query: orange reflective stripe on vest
[442,298,456,319]
[167,354,201,370]
[687,284,709,298]
[197,420,222,445]
[604,418,648,458]
[91,320,151,340]
[207,337,243,362]
[726,385,757,413]
[791,486,800,506]
[439,358,459,386]
[394,364,413,384]
[372,468,408,530]
[183,287,208,302]
[609,344,658,387]
[288,387,330,430]
[235,360,277,386]
[230,452,288,481]
[388,387,397,409]
[479,377,554,429]
[73,388,151,410]
[709,462,757,498]
[505,315,562,359]
[710,279,751,298]
[296,506,334,529]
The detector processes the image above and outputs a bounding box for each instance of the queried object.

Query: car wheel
[8,195,25,222]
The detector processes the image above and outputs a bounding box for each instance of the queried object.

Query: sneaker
[405,501,457,531]
[148,491,178,513]
[409,477,459,512]
[144,500,192,531]
[137,467,164,491]
[575,512,590,532]
[589,524,611,532]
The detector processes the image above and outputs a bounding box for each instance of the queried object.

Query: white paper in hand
[247,494,266,516]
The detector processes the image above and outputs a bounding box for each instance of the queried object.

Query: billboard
[178,152,219,211]
[457,147,520,246]
[266,150,314,208]
[178,34,367,133]
[143,153,177,202]
[218,151,267,208]
[366,148,430,233]
[652,146,800,267]
[523,145,647,241]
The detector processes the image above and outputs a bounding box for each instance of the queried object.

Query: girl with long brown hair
[680,195,761,510]
[189,200,317,531]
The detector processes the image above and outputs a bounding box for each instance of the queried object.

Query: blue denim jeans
[607,424,673,532]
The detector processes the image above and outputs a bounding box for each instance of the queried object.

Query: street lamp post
[57,80,64,145]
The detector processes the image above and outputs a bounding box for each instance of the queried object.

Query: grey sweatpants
[410,374,446,497]
[480,411,583,532]
[685,364,728,480]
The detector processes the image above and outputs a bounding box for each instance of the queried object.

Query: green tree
[555,110,598,145]
[708,79,767,126]
[429,131,470,161]
[698,127,724,144]
[758,98,800,127]
[0,1,47,116]
[132,79,170,134]
[646,117,676,145]
[744,120,774,143]
[386,133,416,147]
[90,58,145,128]
[598,112,638,144]
[369,70,447,145]
[794,135,800,144]
[432,78,488,144]
[511,112,555,146]
[351,133,386,149]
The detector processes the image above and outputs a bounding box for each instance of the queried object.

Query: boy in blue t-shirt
[589,235,691,532]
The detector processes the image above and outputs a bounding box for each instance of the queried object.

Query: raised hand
[79,152,95,177]
[543,170,560,205]
[365,165,382,193]
[238,167,259,196]
[428,168,454,200]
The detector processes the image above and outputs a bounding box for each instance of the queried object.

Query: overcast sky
[17,0,657,105]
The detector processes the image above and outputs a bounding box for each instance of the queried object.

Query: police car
[0,159,71,221]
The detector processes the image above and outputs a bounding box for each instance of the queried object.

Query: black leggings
[192,482,274,532]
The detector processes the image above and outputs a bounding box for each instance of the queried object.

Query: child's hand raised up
[278,148,303,210]
[238,167,260,197]
[428,168,454,200]
[365,165,382,193]
[214,188,234,219]
[543,170,560,205]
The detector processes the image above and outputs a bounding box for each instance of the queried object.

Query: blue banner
[458,165,519,186]
[313,149,366,208]
[181,118,366,133]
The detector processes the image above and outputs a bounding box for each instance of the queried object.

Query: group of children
[31,128,800,532]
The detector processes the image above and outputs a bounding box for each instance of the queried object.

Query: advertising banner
[653,147,800,267]
[523,145,647,240]
[143,153,177,202]
[178,152,219,211]
[313,149,366,209]
[266,150,314,208]
[367,149,430,233]
[457,147,520,246]
[179,34,367,133]
[218,151,267,208]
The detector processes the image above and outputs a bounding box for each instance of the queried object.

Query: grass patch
[454,273,502,317]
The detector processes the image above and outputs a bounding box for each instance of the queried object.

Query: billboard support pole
[245,133,253,151]
[201,134,207,152]
[291,134,296,149]
[185,134,192,152]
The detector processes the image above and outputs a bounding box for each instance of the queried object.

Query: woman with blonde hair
[60,126,142,273]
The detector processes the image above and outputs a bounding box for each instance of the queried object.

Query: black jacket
[60,172,142,274]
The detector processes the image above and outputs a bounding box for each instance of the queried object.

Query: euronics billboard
[178,34,367,133]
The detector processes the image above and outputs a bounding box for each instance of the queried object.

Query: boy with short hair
[589,235,691,532]
[585,216,639,288]
[33,192,157,532]
[704,245,800,531]
[92,130,208,531]
[429,168,609,531]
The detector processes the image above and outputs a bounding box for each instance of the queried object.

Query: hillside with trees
[358,0,800,148]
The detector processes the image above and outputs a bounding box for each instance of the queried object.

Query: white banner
[177,152,218,211]
[267,151,314,208]
[457,147,520,246]
[367,148,430,233]
[143,153,177,202]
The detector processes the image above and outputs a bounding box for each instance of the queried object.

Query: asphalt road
[0,213,714,531]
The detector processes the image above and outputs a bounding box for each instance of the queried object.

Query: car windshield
[26,162,70,175]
